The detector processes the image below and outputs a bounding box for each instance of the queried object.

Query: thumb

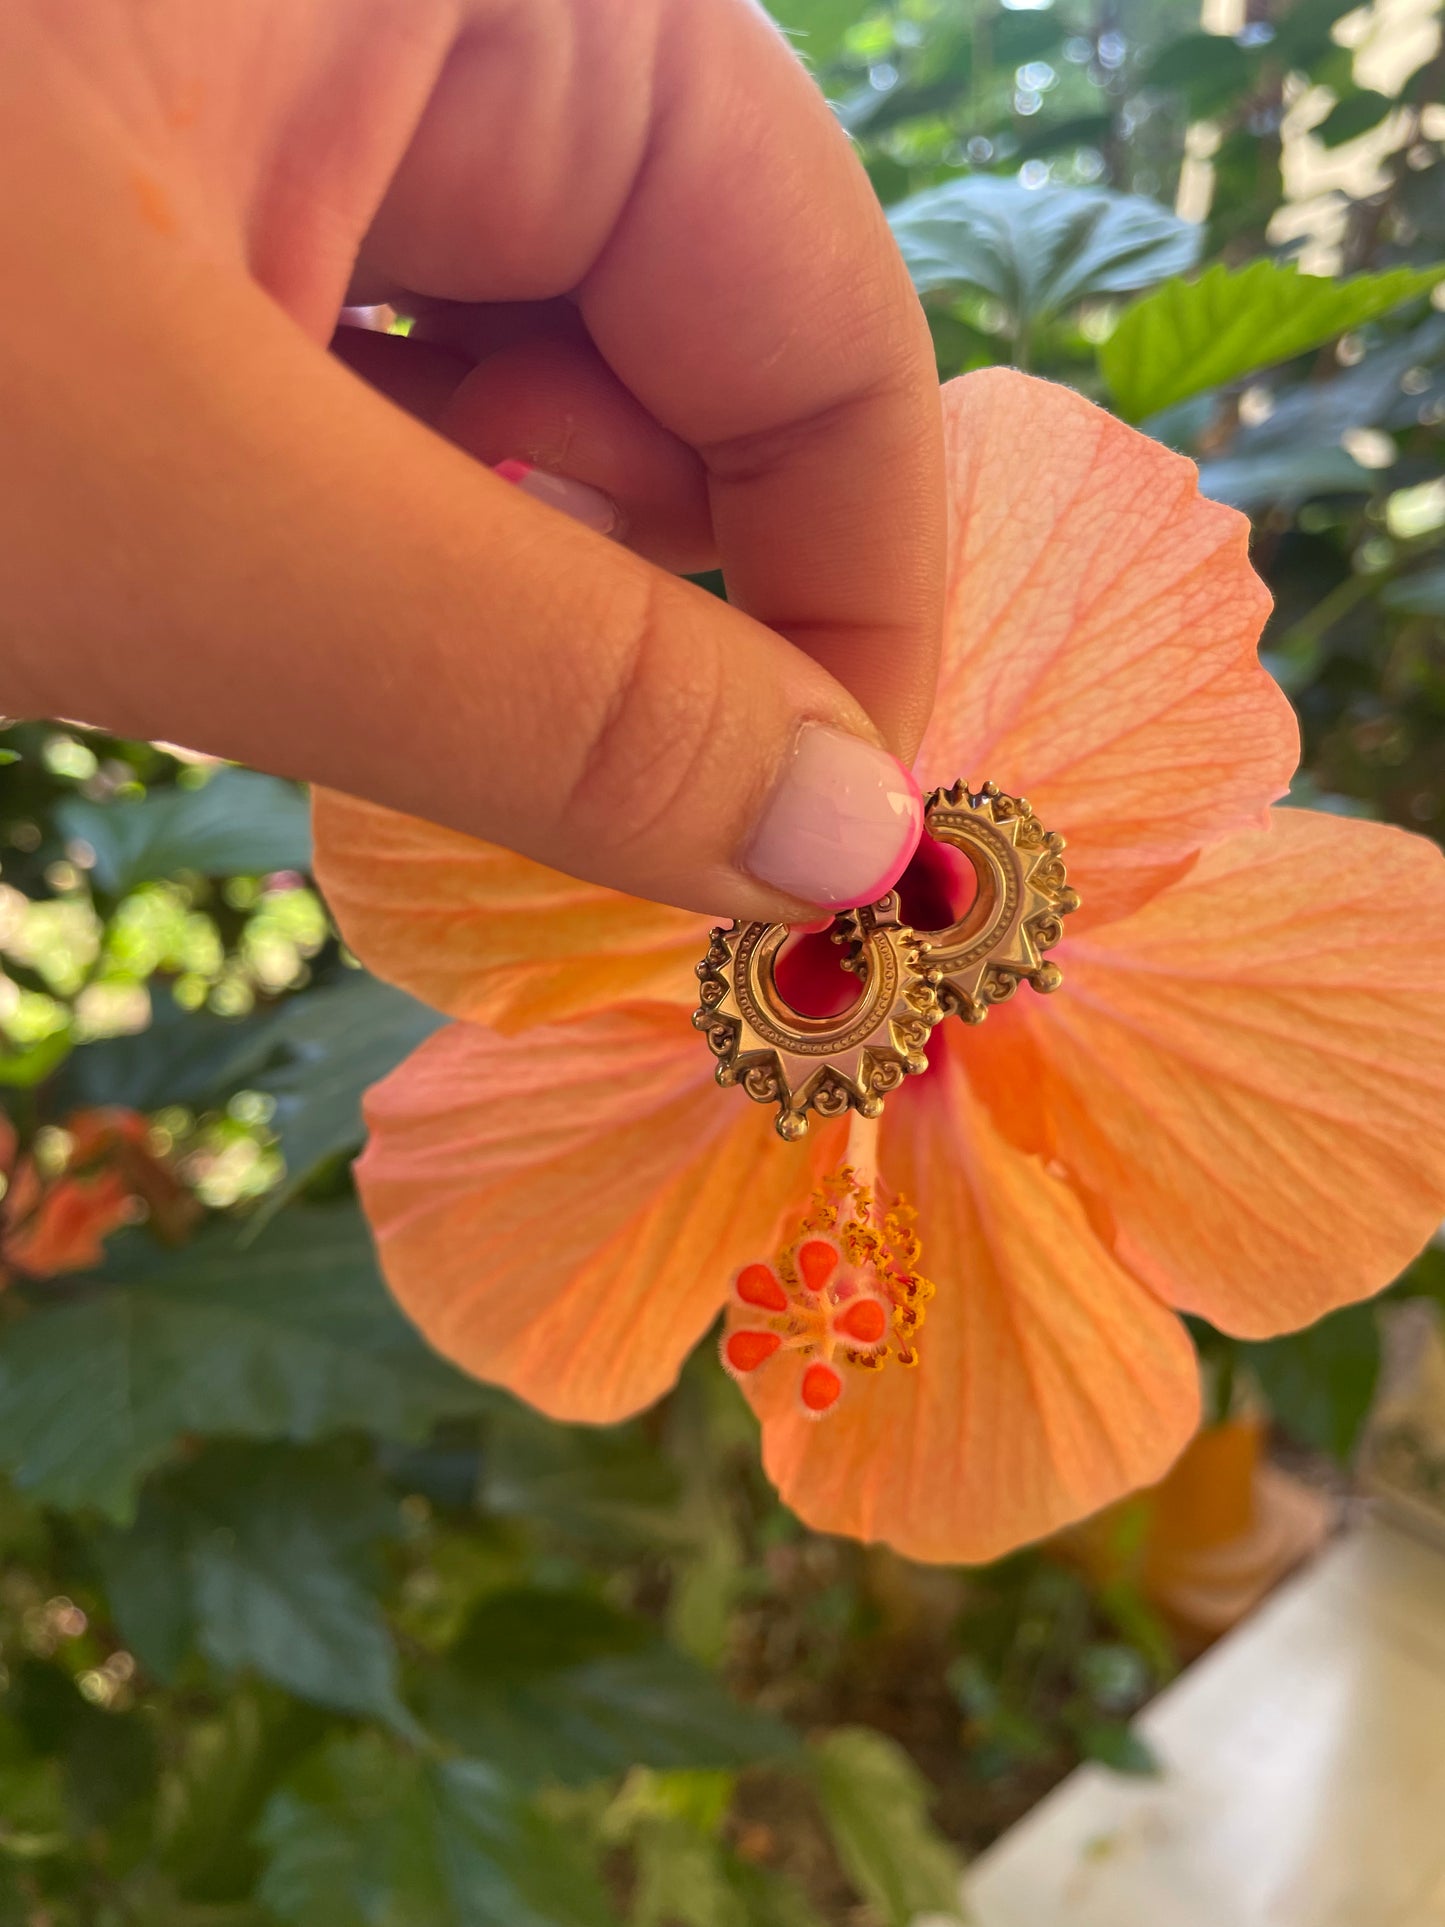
[6,275,921,921]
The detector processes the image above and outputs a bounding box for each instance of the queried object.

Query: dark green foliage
[0,1207,493,1518]
[257,1737,621,1927]
[57,768,313,896]
[247,971,445,1204]
[100,1445,415,1729]
[419,1589,797,1787]
[1243,1304,1383,1463]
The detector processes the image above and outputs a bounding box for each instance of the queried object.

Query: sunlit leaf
[763,0,858,63]
[627,1814,824,1927]
[1101,259,1445,421]
[0,1206,494,1519]
[420,1589,796,1788]
[100,1445,414,1730]
[257,1735,619,1927]
[810,1729,965,1926]
[0,1029,73,1089]
[889,178,1201,334]
[57,769,312,895]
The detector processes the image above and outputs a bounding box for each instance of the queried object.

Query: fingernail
[744,724,922,910]
[495,459,619,537]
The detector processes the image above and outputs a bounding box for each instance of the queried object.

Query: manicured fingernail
[494,459,619,536]
[744,724,922,910]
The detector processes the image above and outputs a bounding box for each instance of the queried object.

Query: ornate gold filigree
[692,890,944,1141]
[918,781,1079,1023]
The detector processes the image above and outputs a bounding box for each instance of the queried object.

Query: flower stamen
[720,1118,934,1417]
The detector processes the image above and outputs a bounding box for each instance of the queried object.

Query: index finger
[578,1,945,757]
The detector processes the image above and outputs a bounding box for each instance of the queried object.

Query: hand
[0,0,944,917]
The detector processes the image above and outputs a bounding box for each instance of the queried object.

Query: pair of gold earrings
[693,783,1079,1139]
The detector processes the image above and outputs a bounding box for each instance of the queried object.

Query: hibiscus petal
[922,370,1297,928]
[981,808,1445,1336]
[358,1010,840,1421]
[312,789,706,1030]
[750,1040,1200,1564]
[6,1172,134,1278]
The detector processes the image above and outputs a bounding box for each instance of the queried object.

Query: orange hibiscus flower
[0,1108,153,1282]
[313,370,1445,1564]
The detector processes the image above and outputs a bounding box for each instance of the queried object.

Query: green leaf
[1196,443,1378,510]
[1383,565,1445,616]
[53,994,272,1112]
[1242,1302,1382,1462]
[420,1589,796,1788]
[1101,259,1445,421]
[810,1729,965,1927]
[156,1691,325,1904]
[1069,1716,1160,1777]
[1271,0,1367,67]
[257,1735,619,1927]
[0,1029,73,1089]
[0,1205,493,1518]
[251,971,444,1200]
[1143,31,1257,115]
[1315,88,1395,146]
[628,1816,824,1927]
[764,0,857,63]
[889,178,1200,333]
[56,769,311,894]
[481,1406,688,1549]
[101,1445,414,1729]
[8,1657,159,1831]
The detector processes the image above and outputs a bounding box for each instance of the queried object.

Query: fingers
[4,263,920,920]
[439,338,714,575]
[584,0,946,754]
[334,322,715,573]
[366,0,946,757]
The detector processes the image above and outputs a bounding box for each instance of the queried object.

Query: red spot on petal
[724,1329,782,1375]
[834,1297,888,1345]
[800,1361,843,1416]
[797,1239,840,1294]
[735,1263,788,1313]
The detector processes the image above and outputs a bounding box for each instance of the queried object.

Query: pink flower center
[895,830,979,934]
[770,832,981,1021]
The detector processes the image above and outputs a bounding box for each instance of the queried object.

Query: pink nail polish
[495,460,619,537]
[744,724,922,910]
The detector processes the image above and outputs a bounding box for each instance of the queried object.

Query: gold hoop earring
[917,782,1079,1023]
[692,890,943,1140]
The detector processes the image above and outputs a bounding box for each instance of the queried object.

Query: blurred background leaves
[0,0,1443,1916]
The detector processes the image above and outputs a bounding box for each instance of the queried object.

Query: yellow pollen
[775,1119,935,1378]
